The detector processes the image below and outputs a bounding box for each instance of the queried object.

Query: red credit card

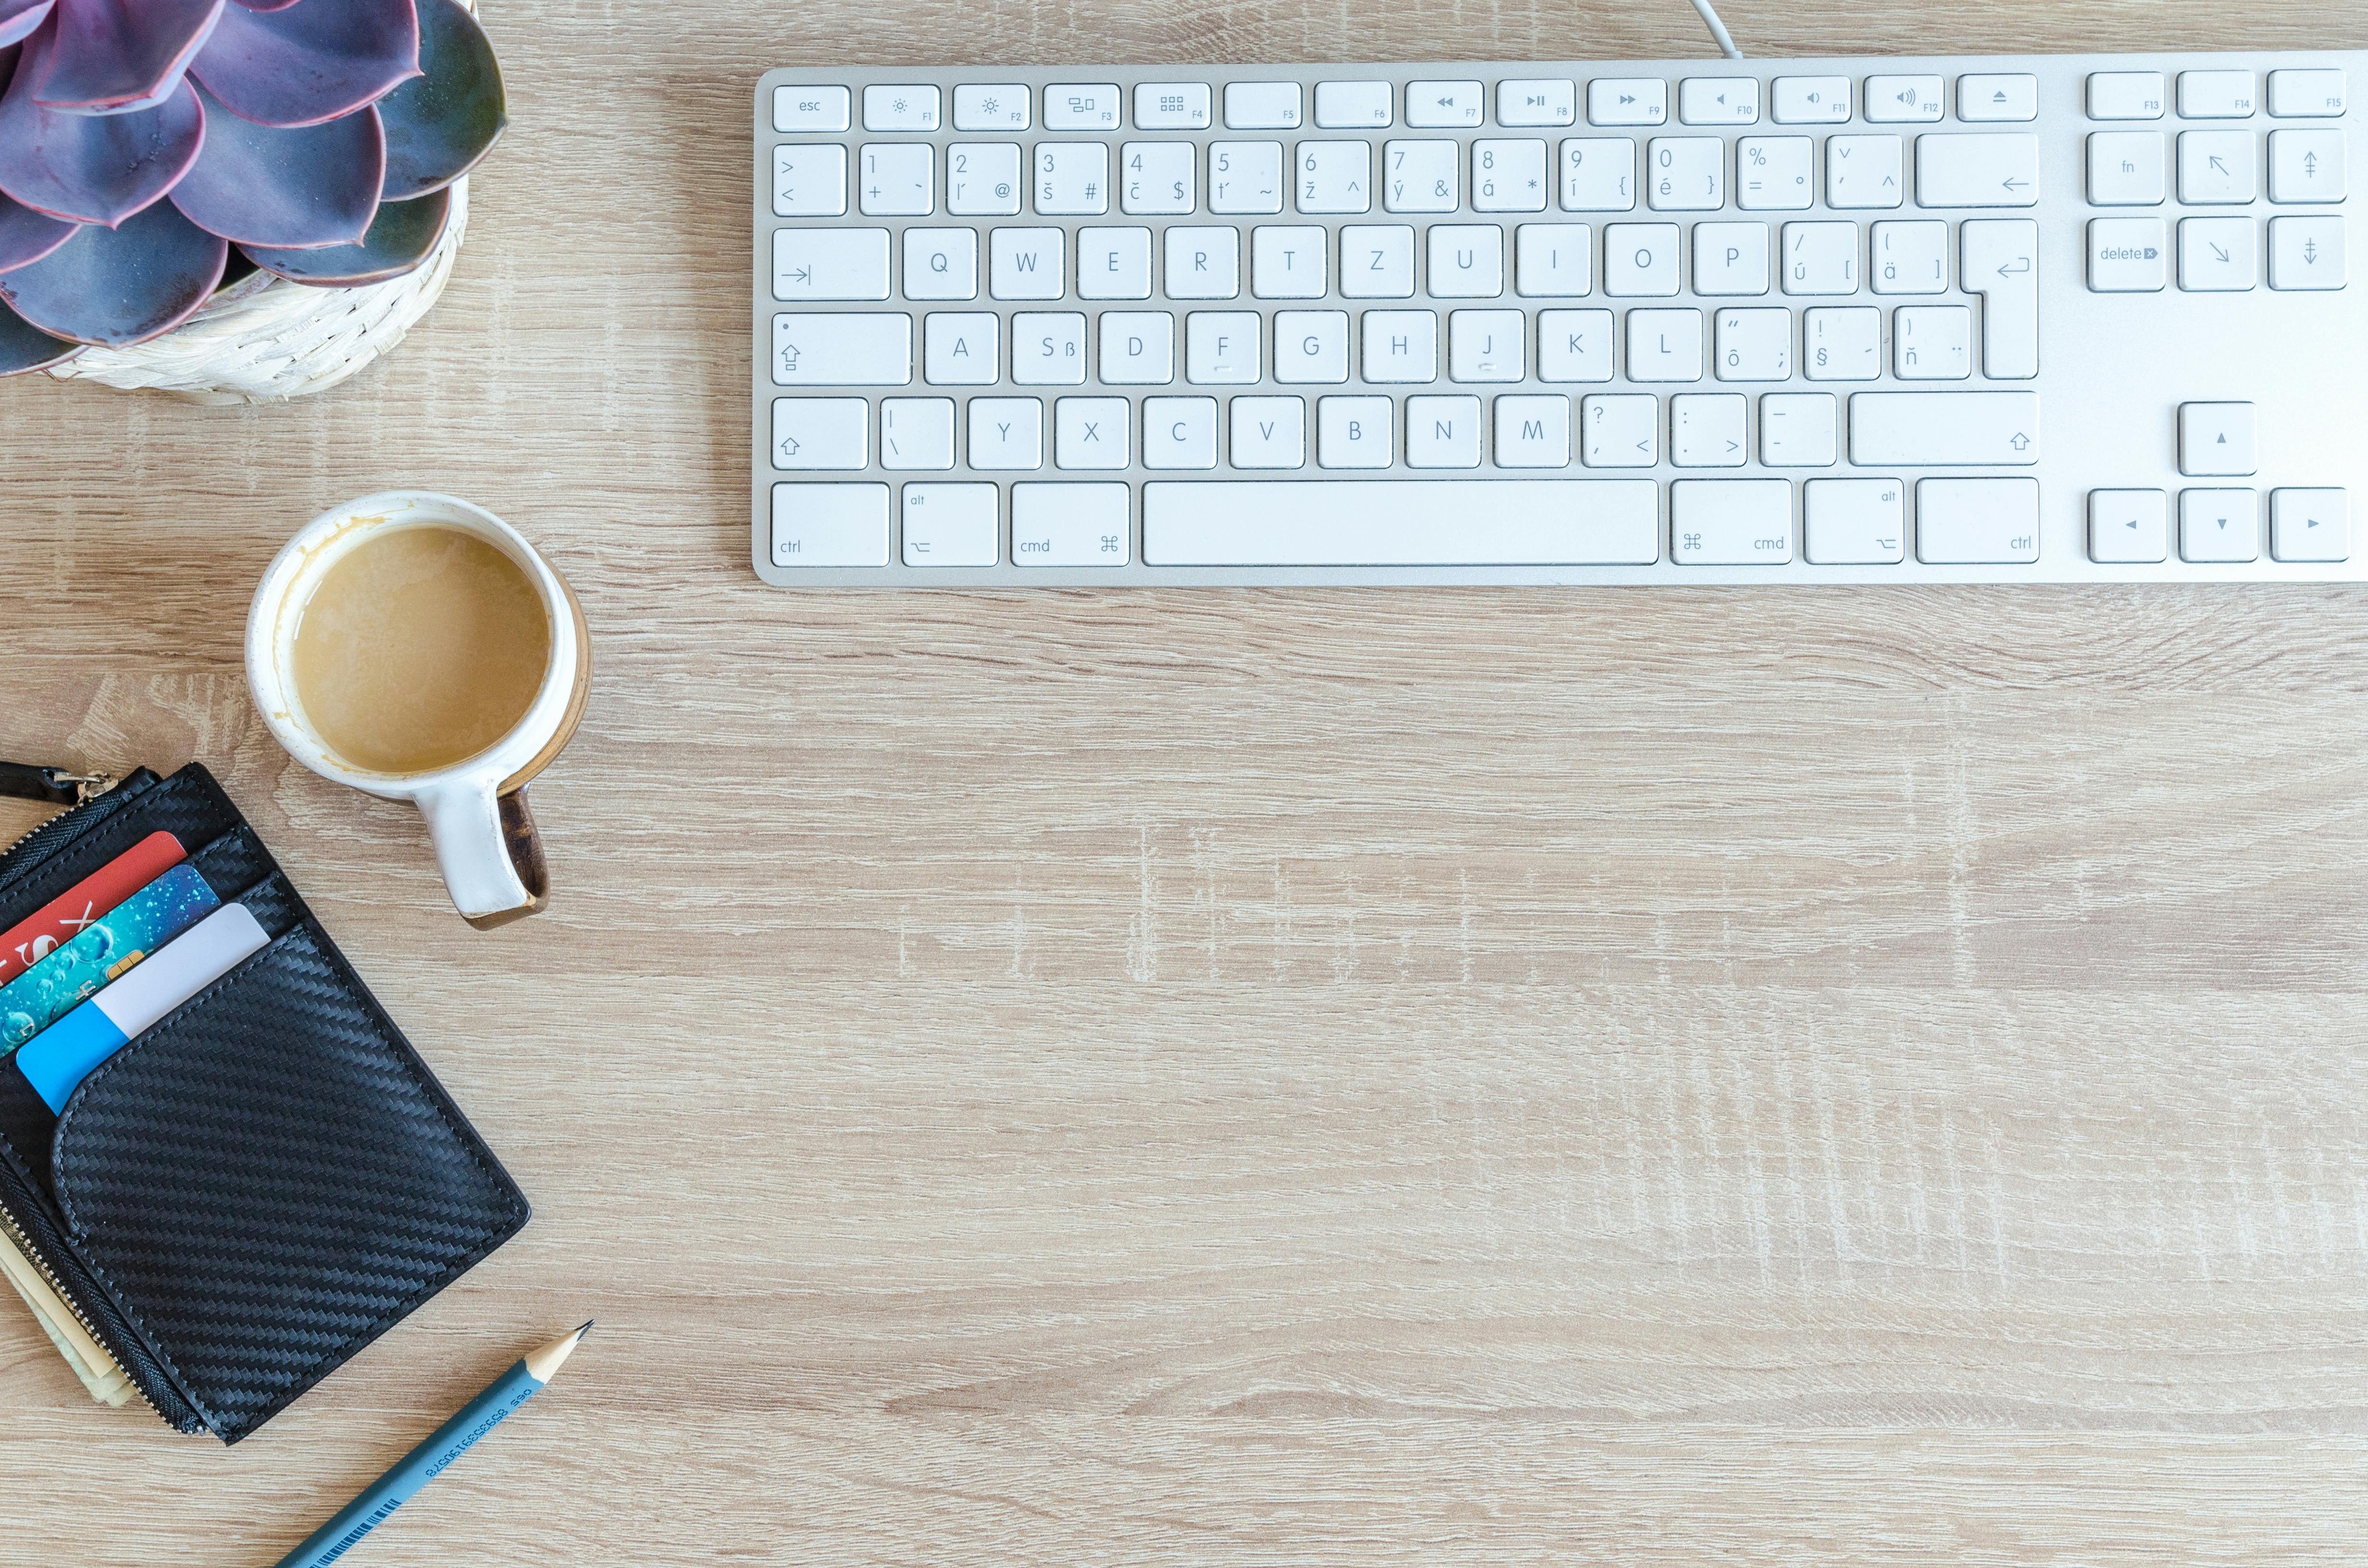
[0,831,187,984]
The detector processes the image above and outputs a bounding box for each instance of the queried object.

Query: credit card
[0,832,187,985]
[0,865,220,1051]
[13,903,270,1112]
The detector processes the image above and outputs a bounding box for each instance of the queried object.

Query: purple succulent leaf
[0,287,79,369]
[0,0,51,51]
[0,187,75,269]
[243,179,440,283]
[0,193,225,344]
[170,88,380,247]
[229,0,306,10]
[189,0,417,129]
[0,24,206,226]
[377,0,497,198]
[31,0,222,112]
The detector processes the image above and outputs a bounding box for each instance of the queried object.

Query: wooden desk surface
[7,3,2368,1562]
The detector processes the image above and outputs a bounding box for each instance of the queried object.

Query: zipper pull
[0,762,120,807]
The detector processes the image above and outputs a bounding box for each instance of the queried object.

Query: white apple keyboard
[750,54,2360,586]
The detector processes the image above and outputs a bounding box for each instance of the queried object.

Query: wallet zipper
[0,766,123,864]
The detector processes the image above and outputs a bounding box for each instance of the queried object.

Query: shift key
[1850,391,2038,465]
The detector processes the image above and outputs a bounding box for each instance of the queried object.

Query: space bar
[1143,479,1661,566]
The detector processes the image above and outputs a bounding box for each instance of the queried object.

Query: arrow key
[2177,128,2257,203]
[2089,489,2168,563]
[2177,215,2257,291]
[2271,488,2350,563]
[2179,401,2257,478]
[2268,127,2345,203]
[2178,488,2260,563]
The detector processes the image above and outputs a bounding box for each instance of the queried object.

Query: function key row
[2088,67,2346,120]
[773,73,2053,136]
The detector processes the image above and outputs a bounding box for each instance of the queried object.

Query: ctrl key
[771,482,889,566]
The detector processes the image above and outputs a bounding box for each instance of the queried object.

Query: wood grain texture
[5,3,2368,1563]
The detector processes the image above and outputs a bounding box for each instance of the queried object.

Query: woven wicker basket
[41,0,480,407]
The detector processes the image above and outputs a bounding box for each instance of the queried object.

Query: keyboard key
[1142,479,1660,564]
[1516,222,1593,295]
[2088,131,2166,204]
[1010,311,1086,384]
[1254,225,1330,297]
[947,142,1023,215]
[2089,489,2168,563]
[1760,391,1836,465]
[2270,488,2349,561]
[1916,478,2038,563]
[1538,308,1614,381]
[1670,392,1747,466]
[1672,478,1792,563]
[1187,309,1262,381]
[2269,128,2345,202]
[2178,216,2257,291]
[1342,224,1417,296]
[1386,139,1461,211]
[1715,306,1791,380]
[1581,392,1657,465]
[1316,80,1393,128]
[1782,220,1861,294]
[1849,391,2038,464]
[1865,74,1944,123]
[1894,305,1971,379]
[773,84,851,133]
[1035,143,1110,214]
[1134,83,1212,130]
[1499,79,1578,127]
[1011,483,1130,565]
[1275,308,1351,382]
[1802,306,1880,379]
[2269,214,2345,290]
[878,397,954,469]
[2088,71,2166,121]
[1045,84,1122,130]
[2269,68,2346,119]
[1297,140,1374,213]
[1448,308,1523,381]
[1826,135,1904,208]
[1589,78,1667,126]
[858,143,933,215]
[771,482,889,566]
[1737,135,1814,209]
[1804,477,1905,561]
[1494,394,1573,466]
[968,397,1044,468]
[1694,220,1770,295]
[1959,74,2038,122]
[1076,226,1153,299]
[2088,216,2169,291]
[1209,141,1285,213]
[1120,142,1196,215]
[1678,76,1759,126]
[2178,130,2257,203]
[952,83,1029,131]
[1915,132,2038,207]
[1098,310,1175,383]
[770,312,912,386]
[1165,226,1241,298]
[2179,401,2257,476]
[1960,218,2038,378]
[1428,224,1505,297]
[1626,306,1702,381]
[772,228,888,301]
[1055,395,1130,467]
[770,397,868,469]
[988,227,1064,299]
[2177,70,2256,119]
[902,228,978,300]
[1871,219,1948,294]
[1473,139,1550,212]
[772,143,848,216]
[1603,220,1682,296]
[1407,80,1483,128]
[1558,137,1637,210]
[1771,75,1850,124]
[1405,393,1481,466]
[2179,488,2259,561]
[862,85,940,132]
[1223,81,1302,129]
[1647,136,1724,209]
[1144,396,1219,467]
[902,483,999,566]
[923,311,997,383]
[1319,395,1395,467]
[1231,394,1308,467]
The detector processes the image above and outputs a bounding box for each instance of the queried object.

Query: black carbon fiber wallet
[0,762,530,1442]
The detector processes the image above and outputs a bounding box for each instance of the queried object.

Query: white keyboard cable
[1686,0,1744,59]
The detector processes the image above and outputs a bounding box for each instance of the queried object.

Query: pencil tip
[574,1320,595,1337]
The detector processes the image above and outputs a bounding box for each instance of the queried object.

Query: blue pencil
[273,1323,592,1568]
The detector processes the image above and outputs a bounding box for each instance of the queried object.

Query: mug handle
[417,779,550,929]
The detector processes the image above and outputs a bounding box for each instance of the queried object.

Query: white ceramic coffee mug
[246,491,592,929]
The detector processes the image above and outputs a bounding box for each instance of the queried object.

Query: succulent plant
[0,0,504,374]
